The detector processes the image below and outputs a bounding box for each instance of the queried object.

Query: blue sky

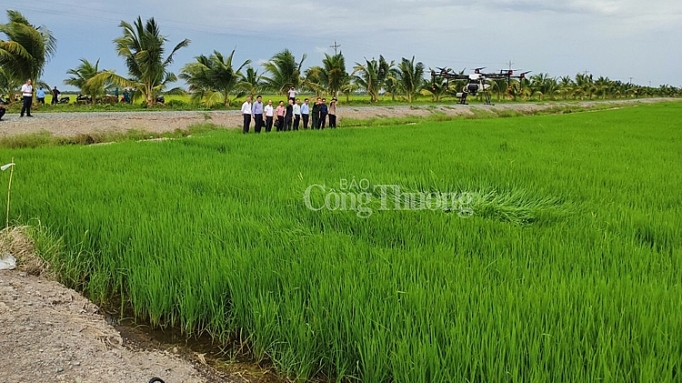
[2,0,681,90]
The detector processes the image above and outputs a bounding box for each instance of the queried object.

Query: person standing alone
[20,79,33,117]
[241,96,252,133]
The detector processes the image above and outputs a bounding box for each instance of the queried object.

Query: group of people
[241,87,338,134]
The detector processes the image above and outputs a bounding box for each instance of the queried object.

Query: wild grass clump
[0,123,221,148]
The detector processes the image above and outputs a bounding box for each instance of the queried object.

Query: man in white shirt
[20,79,34,117]
[287,86,297,103]
[264,100,274,133]
[240,96,252,133]
[292,98,301,131]
[300,98,310,129]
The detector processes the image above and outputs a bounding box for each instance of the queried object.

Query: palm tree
[89,16,189,107]
[574,73,595,100]
[320,52,347,97]
[556,76,574,100]
[340,79,359,103]
[262,49,306,95]
[64,59,107,103]
[0,10,57,100]
[303,66,324,97]
[594,76,612,100]
[179,50,250,106]
[351,55,392,103]
[238,66,265,100]
[396,56,425,103]
[0,67,20,102]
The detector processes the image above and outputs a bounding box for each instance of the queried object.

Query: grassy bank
[2,102,681,382]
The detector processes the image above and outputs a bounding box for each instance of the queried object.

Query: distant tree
[238,66,265,100]
[262,49,306,95]
[0,10,57,100]
[320,52,347,97]
[64,59,107,103]
[89,16,189,107]
[396,56,425,103]
[594,76,612,100]
[574,73,595,100]
[303,66,324,97]
[351,55,393,103]
[179,50,250,106]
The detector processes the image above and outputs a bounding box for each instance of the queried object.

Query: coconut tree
[594,76,612,100]
[574,73,595,100]
[262,49,306,95]
[179,50,250,106]
[238,66,265,100]
[320,52,347,97]
[89,16,189,107]
[340,77,358,103]
[556,76,574,100]
[0,10,57,100]
[396,56,425,103]
[303,66,324,97]
[64,58,108,103]
[351,55,392,103]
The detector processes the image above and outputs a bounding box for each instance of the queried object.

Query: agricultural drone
[430,67,531,105]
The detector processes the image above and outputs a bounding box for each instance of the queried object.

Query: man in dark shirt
[284,99,294,131]
[318,98,329,129]
[311,98,321,129]
[51,86,61,105]
[0,99,6,121]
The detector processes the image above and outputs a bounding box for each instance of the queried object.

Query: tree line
[2,11,680,108]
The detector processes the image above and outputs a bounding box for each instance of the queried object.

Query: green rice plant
[2,102,681,382]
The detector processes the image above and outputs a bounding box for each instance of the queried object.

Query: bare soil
[0,228,252,383]
[0,98,674,138]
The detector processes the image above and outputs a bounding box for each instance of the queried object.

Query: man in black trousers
[284,99,294,131]
[318,98,328,129]
[240,96,252,133]
[20,79,33,117]
[252,95,264,133]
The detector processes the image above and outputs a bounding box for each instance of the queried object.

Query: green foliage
[88,16,190,107]
[179,50,250,107]
[262,49,306,95]
[4,102,682,383]
[0,10,57,99]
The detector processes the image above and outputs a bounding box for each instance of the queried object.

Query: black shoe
[26,115,33,117]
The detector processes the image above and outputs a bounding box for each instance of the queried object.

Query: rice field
[2,102,681,382]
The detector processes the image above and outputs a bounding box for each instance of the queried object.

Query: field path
[0,98,674,138]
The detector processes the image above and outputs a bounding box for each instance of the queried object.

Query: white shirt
[264,104,274,117]
[21,84,33,97]
[241,101,252,115]
[293,104,301,115]
[288,89,296,98]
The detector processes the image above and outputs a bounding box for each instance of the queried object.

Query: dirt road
[0,98,674,138]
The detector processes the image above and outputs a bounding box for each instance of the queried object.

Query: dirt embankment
[0,229,243,383]
[0,98,675,138]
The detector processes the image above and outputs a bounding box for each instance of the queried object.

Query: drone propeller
[474,67,486,74]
